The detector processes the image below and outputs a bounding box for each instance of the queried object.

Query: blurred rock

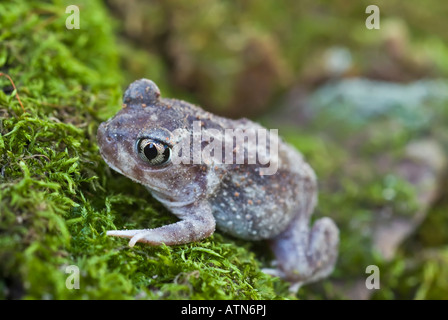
[366,19,436,82]
[374,139,447,260]
[226,37,290,118]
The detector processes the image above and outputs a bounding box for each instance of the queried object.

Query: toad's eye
[137,138,171,166]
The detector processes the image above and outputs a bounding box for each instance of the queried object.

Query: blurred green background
[1,0,447,299]
[108,0,448,116]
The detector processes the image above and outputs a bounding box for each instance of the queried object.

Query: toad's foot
[267,216,339,292]
[106,208,216,247]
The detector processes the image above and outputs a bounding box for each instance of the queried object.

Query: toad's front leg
[106,202,216,247]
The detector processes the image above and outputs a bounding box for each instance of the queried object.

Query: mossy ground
[1,0,448,300]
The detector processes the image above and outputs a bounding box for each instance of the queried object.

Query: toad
[97,79,339,290]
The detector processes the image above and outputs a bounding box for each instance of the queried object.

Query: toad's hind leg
[264,214,339,292]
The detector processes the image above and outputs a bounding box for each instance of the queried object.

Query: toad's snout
[97,120,129,146]
[97,121,109,143]
[96,120,122,161]
[97,121,116,149]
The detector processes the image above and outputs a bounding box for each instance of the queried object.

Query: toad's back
[209,135,318,241]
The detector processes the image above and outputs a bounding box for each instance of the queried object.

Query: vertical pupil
[144,143,159,160]
[163,147,170,159]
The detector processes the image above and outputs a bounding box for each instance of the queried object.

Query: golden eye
[137,138,171,166]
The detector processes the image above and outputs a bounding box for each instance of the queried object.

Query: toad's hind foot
[267,216,339,291]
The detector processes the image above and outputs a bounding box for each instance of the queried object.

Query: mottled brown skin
[97,79,339,289]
